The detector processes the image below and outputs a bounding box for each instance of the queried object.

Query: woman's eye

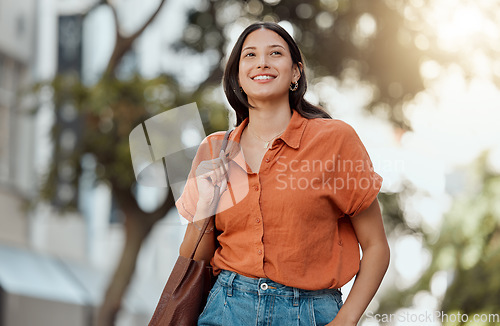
[271,51,282,55]
[244,52,255,57]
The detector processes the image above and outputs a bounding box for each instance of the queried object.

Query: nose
[257,55,269,69]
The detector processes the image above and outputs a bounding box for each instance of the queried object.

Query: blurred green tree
[376,156,500,325]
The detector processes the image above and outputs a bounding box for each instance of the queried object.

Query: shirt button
[265,158,270,163]
[254,185,259,191]
[256,218,260,223]
[258,249,262,255]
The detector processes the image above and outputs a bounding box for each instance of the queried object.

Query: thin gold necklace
[247,126,286,149]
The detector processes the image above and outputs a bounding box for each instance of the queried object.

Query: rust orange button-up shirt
[176,110,382,290]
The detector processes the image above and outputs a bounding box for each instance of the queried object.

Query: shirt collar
[229,110,308,150]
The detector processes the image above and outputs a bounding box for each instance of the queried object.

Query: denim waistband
[216,270,341,298]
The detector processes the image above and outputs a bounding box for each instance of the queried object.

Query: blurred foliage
[377,155,500,324]
[438,158,500,322]
[378,185,424,236]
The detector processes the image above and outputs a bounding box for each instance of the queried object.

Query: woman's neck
[246,98,292,138]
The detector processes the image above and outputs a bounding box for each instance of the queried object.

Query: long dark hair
[223,22,332,125]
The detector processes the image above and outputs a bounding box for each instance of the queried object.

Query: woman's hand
[194,150,229,219]
[326,316,357,326]
[326,321,356,326]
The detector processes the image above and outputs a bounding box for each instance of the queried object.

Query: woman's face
[238,28,300,105]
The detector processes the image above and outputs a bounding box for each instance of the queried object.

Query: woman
[178,22,390,326]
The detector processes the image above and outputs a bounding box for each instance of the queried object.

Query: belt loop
[227,272,237,297]
[293,288,299,307]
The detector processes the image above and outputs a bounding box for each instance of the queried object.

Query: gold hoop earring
[290,81,298,92]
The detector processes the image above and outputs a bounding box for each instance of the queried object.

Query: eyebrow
[242,44,286,52]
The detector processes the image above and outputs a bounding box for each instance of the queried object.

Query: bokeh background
[1,0,500,325]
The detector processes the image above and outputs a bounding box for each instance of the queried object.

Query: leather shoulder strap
[190,129,233,259]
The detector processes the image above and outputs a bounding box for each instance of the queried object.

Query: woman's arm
[329,198,390,326]
[179,150,228,262]
[179,204,217,261]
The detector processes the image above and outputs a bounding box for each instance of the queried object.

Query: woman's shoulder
[195,131,229,158]
[203,130,227,143]
[197,130,230,147]
[306,117,358,138]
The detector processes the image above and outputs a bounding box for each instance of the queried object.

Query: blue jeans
[198,270,343,326]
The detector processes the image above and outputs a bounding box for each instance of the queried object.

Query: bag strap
[190,129,233,259]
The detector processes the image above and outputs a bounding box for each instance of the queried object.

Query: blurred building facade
[0,1,182,325]
[0,0,37,241]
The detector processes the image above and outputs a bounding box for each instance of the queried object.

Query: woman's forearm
[179,204,217,261]
[331,242,390,325]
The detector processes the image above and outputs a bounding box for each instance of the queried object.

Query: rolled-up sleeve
[329,122,383,217]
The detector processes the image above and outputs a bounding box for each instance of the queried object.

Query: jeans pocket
[199,282,223,319]
[311,292,342,326]
[332,290,343,311]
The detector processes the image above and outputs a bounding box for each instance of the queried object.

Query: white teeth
[253,75,274,80]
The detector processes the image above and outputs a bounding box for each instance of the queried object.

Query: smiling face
[238,28,301,106]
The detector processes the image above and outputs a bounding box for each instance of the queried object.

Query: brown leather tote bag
[148,130,232,326]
